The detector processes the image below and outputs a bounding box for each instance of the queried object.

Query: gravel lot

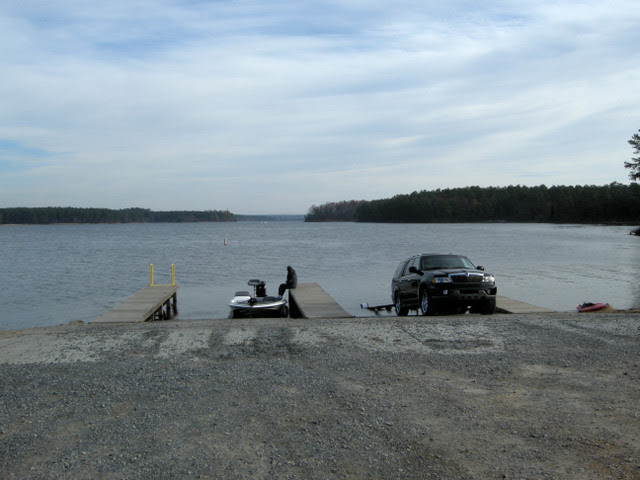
[1,313,639,479]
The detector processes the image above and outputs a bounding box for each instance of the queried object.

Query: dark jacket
[286,267,297,289]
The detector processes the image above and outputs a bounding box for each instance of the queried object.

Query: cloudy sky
[1,1,639,214]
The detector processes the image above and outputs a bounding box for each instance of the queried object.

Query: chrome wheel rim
[421,292,429,314]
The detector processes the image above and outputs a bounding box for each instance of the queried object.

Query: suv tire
[481,297,497,315]
[420,289,436,316]
[395,294,408,316]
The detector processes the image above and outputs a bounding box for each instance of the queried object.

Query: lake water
[1,222,638,331]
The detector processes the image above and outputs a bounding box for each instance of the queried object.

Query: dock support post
[150,264,175,287]
[145,264,178,321]
[172,292,178,315]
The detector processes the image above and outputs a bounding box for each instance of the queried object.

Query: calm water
[1,222,639,331]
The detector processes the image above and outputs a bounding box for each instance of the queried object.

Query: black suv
[391,254,497,316]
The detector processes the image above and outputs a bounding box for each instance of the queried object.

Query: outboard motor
[248,279,267,298]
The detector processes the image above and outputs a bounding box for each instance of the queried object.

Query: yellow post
[171,264,175,286]
[149,264,154,286]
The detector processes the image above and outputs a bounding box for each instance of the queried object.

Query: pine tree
[625,129,640,181]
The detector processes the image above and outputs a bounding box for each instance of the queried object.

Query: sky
[1,1,639,214]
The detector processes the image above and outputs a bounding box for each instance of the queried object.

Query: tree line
[0,207,235,224]
[305,183,640,225]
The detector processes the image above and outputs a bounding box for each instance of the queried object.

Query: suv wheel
[420,289,435,316]
[481,298,496,315]
[395,294,408,316]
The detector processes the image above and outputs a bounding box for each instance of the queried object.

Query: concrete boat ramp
[286,286,552,317]
[496,295,553,314]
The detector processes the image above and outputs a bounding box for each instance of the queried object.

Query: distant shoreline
[305,184,640,224]
[1,219,638,229]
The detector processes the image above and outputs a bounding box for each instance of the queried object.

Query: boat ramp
[495,295,553,314]
[90,266,551,324]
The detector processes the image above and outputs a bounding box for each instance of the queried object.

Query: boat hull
[228,295,288,318]
[577,302,609,312]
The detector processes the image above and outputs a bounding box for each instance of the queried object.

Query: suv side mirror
[476,265,485,271]
[409,266,423,276]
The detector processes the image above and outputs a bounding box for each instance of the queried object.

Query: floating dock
[91,264,178,324]
[289,283,352,319]
[91,285,178,324]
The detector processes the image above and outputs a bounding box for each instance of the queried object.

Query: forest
[0,207,235,224]
[305,183,640,226]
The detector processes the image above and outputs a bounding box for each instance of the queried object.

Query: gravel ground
[1,313,639,479]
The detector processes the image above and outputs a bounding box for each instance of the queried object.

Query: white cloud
[1,1,639,213]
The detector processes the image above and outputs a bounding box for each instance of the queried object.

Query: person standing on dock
[279,266,297,296]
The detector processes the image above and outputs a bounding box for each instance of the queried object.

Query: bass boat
[229,279,288,318]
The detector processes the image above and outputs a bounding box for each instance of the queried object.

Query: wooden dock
[496,295,553,314]
[91,285,178,324]
[289,283,352,319]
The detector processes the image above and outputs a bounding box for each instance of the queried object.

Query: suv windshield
[420,255,474,270]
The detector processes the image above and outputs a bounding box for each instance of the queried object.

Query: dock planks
[91,285,178,324]
[289,283,352,319]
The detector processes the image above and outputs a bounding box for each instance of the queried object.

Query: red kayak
[577,302,609,312]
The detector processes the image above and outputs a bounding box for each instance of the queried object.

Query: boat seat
[235,291,251,297]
